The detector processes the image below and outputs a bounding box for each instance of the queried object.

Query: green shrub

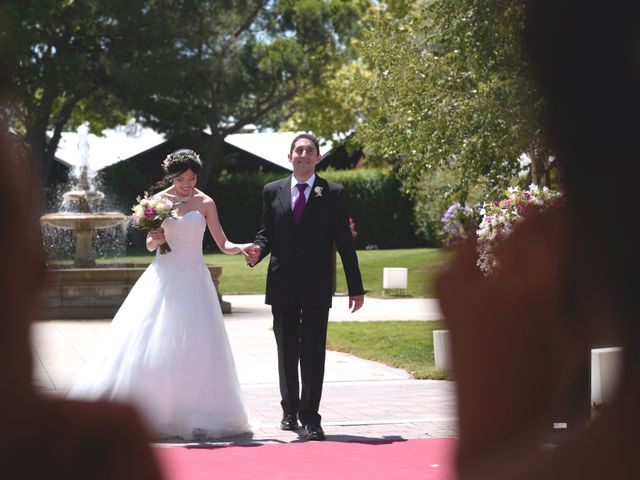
[96,165,428,251]
[210,168,426,250]
[321,169,425,249]
[210,170,283,246]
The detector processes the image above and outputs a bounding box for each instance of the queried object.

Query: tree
[1,0,177,184]
[355,1,550,198]
[285,0,550,243]
[111,0,372,183]
[2,0,371,186]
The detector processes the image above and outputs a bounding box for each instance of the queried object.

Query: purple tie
[293,183,307,224]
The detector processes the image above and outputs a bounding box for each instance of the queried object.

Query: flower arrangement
[476,184,562,275]
[129,193,180,254]
[440,202,483,247]
[314,186,323,197]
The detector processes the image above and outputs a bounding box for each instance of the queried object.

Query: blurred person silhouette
[0,127,163,478]
[435,1,640,478]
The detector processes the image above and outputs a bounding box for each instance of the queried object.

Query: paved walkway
[31,295,457,445]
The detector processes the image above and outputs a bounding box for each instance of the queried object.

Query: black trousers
[272,305,329,426]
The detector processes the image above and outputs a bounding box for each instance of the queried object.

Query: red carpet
[155,438,456,480]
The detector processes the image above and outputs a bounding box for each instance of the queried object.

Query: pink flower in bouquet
[130,192,180,255]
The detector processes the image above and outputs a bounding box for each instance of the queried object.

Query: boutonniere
[313,186,323,197]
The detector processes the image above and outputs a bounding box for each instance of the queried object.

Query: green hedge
[210,170,283,246]
[97,164,427,251]
[210,168,425,250]
[319,169,425,249]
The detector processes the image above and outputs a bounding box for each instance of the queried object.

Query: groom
[247,133,365,441]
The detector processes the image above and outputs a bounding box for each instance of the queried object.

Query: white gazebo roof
[54,124,332,174]
[224,131,333,171]
[54,123,166,174]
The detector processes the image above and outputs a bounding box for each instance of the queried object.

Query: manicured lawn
[327,320,450,380]
[55,247,450,297]
[335,248,450,298]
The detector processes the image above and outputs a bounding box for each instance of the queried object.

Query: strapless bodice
[158,210,206,265]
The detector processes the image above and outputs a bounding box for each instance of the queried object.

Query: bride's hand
[148,228,166,244]
[238,243,260,265]
[236,243,254,258]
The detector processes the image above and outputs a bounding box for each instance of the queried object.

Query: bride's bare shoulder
[195,189,214,204]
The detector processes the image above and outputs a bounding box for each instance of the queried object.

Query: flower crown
[162,150,203,173]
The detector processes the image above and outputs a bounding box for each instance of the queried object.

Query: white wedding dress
[67,210,251,441]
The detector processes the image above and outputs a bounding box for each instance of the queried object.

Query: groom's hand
[349,295,364,313]
[246,244,261,267]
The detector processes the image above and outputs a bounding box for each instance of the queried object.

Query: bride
[67,149,253,441]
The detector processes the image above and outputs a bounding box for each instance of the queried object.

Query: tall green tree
[110,0,371,182]
[1,0,176,183]
[278,0,410,155]
[2,0,371,185]
[283,0,550,242]
[354,0,549,198]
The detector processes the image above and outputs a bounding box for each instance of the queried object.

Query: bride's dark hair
[151,149,203,191]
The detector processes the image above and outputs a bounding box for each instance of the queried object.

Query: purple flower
[441,203,461,222]
[144,207,156,218]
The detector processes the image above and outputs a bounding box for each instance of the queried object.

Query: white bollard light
[433,329,452,371]
[591,347,623,405]
[383,267,408,289]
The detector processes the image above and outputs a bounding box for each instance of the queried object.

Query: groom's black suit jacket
[253,174,364,307]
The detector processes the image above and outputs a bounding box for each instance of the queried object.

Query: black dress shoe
[303,423,326,441]
[280,414,299,431]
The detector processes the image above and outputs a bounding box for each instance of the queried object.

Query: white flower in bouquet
[476,184,562,275]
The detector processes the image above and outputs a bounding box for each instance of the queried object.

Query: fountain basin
[38,265,231,320]
[40,213,128,268]
[40,212,127,230]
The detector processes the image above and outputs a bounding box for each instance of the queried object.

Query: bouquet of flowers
[440,202,483,247]
[476,184,562,275]
[129,192,179,254]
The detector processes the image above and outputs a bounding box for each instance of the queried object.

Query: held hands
[244,244,261,266]
[236,243,255,259]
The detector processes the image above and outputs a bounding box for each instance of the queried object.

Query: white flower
[133,204,144,218]
[154,196,173,215]
[314,186,323,197]
[475,185,562,275]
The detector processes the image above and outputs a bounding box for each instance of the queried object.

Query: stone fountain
[39,124,229,319]
[40,125,127,267]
